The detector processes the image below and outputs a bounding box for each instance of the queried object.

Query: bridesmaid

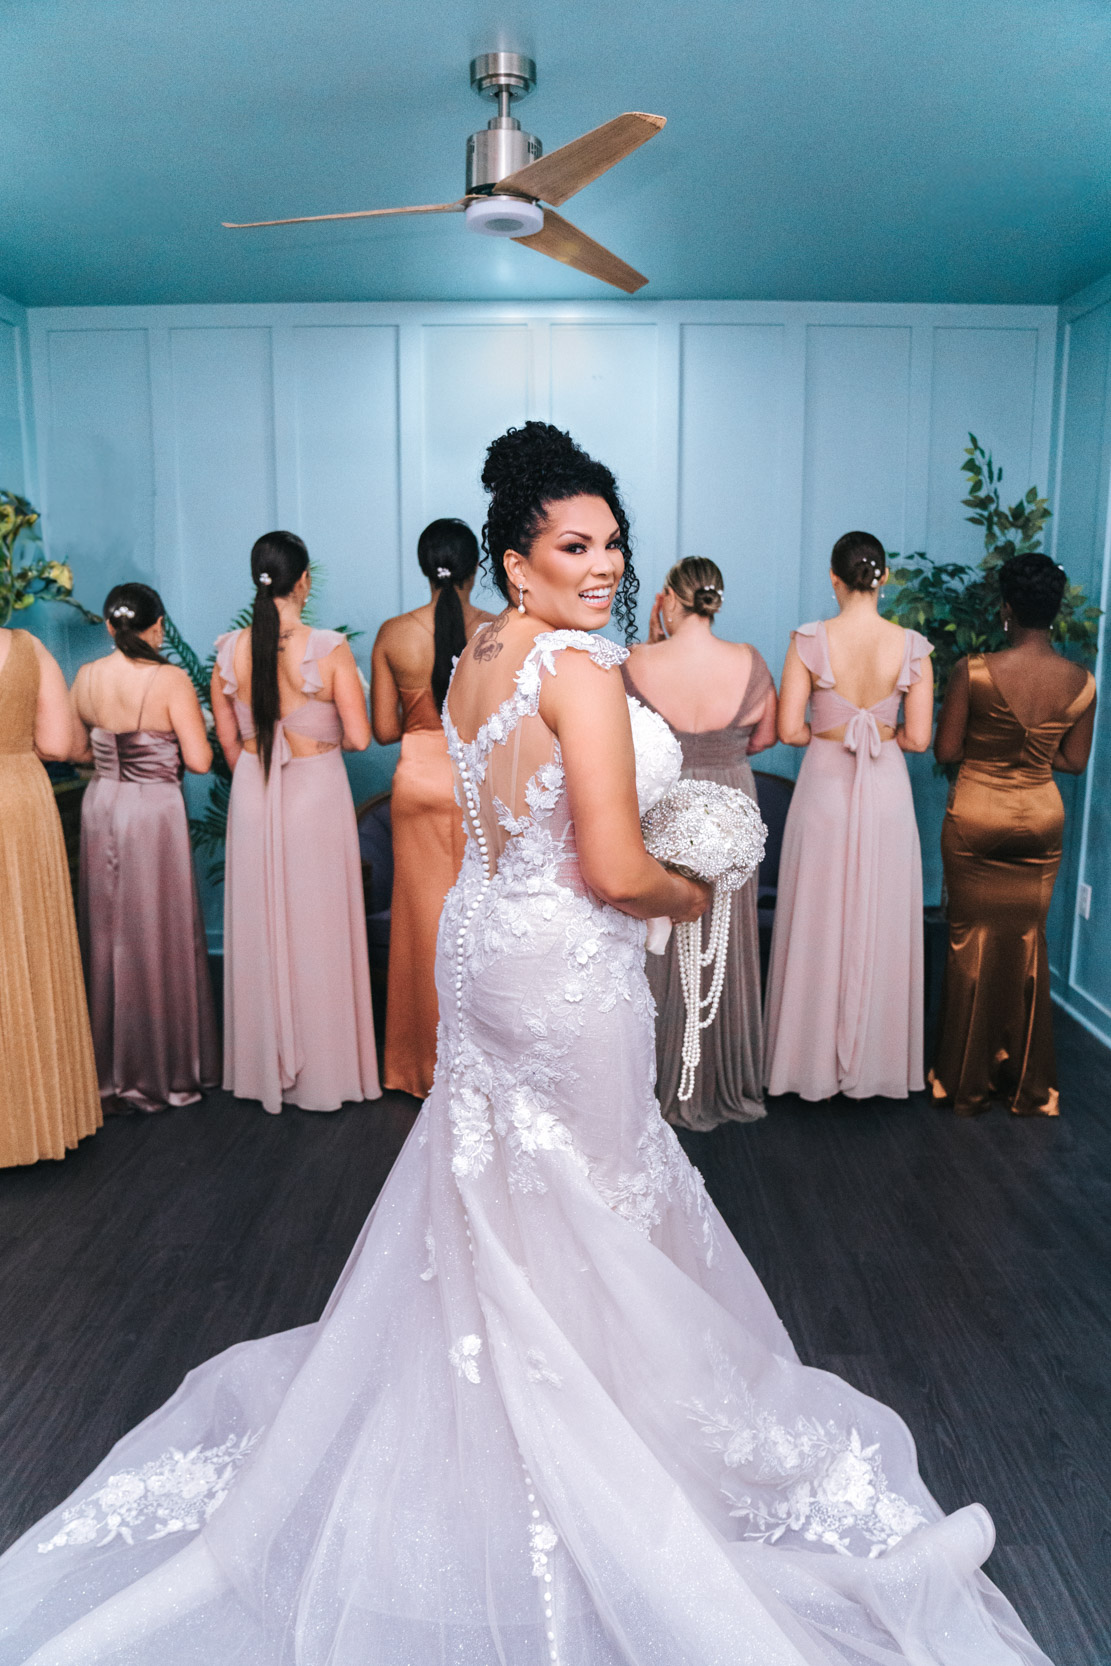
[211,532,380,1114]
[931,552,1096,1116]
[0,625,100,1165]
[72,583,219,1112]
[765,531,934,1100]
[371,519,494,1097]
[622,557,777,1128]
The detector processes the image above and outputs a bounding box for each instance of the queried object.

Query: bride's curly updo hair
[480,421,640,643]
[998,551,1068,629]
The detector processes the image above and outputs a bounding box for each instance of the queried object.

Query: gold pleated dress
[930,654,1096,1117]
[0,630,101,1164]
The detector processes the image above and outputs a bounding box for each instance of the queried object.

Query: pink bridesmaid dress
[764,620,933,1101]
[216,629,381,1114]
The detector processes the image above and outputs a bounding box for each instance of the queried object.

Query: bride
[1,423,1051,1665]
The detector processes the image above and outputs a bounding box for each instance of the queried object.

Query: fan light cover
[465,197,544,238]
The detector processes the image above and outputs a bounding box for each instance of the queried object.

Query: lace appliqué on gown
[683,1340,926,1555]
[441,631,718,1264]
[37,1431,263,1553]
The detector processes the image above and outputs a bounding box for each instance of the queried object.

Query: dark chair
[752,770,795,989]
[355,791,393,977]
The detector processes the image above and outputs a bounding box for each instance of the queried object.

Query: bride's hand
[669,874,712,923]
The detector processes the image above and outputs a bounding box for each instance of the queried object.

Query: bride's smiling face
[503,495,625,632]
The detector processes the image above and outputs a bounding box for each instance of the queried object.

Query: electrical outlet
[1078,882,1092,920]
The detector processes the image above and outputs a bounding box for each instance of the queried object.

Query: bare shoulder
[163,662,198,694]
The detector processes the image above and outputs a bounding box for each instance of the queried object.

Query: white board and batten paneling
[1043,271,1111,1048]
[19,296,1058,932]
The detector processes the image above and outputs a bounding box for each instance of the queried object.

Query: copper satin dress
[384,686,466,1097]
[930,654,1096,1117]
[0,629,100,1166]
[79,663,220,1112]
[622,652,772,1130]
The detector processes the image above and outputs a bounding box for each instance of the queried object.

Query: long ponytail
[249,531,309,779]
[416,518,480,711]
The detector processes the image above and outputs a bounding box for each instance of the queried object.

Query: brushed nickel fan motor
[466,52,542,194]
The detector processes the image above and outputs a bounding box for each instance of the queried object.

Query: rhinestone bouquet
[641,778,767,1101]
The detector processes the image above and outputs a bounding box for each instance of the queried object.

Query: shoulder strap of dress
[735,647,773,724]
[301,628,346,697]
[895,627,934,693]
[791,622,835,688]
[214,629,242,696]
[135,663,164,730]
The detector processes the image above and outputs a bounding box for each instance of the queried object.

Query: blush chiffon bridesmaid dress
[216,629,380,1115]
[764,620,933,1101]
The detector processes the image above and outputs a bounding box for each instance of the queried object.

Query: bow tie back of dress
[794,620,928,1082]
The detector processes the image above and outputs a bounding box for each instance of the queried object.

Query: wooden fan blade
[513,207,648,294]
[497,113,665,207]
[222,201,467,229]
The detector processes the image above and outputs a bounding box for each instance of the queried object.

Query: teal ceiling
[3,0,1110,307]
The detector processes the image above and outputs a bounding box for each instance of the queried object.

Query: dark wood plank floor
[1,1011,1109,1663]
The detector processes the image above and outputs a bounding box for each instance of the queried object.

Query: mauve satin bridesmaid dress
[80,678,220,1111]
[621,654,772,1130]
[764,620,933,1101]
[384,686,465,1098]
[217,629,380,1115]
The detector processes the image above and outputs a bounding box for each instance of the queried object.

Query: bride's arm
[540,650,710,922]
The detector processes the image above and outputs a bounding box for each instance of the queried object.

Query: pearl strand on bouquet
[675,885,733,1101]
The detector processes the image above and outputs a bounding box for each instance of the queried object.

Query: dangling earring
[517,585,527,616]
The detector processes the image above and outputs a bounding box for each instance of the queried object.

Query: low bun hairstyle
[250,530,310,780]
[103,582,167,665]
[999,552,1068,629]
[480,422,639,644]
[831,531,887,593]
[417,518,480,712]
[665,557,723,619]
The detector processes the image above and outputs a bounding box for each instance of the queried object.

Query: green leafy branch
[0,491,101,629]
[883,435,1100,704]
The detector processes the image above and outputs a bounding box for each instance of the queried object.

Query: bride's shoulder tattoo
[473,615,508,662]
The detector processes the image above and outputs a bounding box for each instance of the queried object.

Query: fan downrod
[466,52,542,195]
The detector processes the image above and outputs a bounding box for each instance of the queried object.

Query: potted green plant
[882,437,1100,700]
[0,491,101,629]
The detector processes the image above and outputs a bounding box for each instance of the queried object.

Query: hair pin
[112,604,135,621]
[257,572,272,587]
[436,566,451,579]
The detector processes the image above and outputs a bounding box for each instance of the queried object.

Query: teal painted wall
[11,295,1060,943]
[1048,273,1111,1047]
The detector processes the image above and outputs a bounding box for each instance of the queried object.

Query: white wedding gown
[1,631,1052,1666]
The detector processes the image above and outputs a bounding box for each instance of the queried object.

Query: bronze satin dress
[384,686,466,1097]
[0,630,100,1165]
[931,654,1096,1117]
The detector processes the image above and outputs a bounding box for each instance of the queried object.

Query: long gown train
[0,631,1050,1665]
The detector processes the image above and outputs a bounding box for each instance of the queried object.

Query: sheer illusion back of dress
[445,628,591,895]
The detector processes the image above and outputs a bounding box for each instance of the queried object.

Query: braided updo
[998,552,1067,629]
[480,422,640,643]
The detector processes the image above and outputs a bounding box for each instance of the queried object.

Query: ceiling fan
[223,53,665,294]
